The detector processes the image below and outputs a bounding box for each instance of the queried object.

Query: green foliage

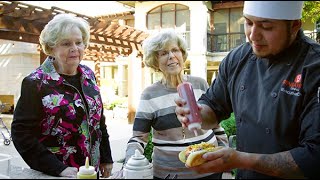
[302,1,320,23]
[220,113,237,177]
[105,97,127,110]
[220,113,236,138]
[144,130,154,162]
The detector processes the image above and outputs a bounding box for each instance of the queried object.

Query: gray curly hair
[39,13,90,56]
[142,29,188,71]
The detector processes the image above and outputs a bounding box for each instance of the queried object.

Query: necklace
[182,127,186,140]
[161,80,174,89]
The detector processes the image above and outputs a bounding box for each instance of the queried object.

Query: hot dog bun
[178,142,222,167]
[178,149,187,163]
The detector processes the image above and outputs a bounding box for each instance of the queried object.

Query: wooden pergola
[0,1,149,63]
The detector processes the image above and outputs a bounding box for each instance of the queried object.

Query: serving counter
[9,165,67,179]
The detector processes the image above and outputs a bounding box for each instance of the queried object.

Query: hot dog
[178,142,222,167]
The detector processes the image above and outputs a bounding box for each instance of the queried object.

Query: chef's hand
[59,167,78,178]
[174,97,189,128]
[99,163,113,178]
[174,97,203,128]
[189,147,237,173]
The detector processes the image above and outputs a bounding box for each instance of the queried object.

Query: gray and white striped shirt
[125,75,228,179]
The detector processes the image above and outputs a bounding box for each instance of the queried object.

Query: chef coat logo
[294,74,302,83]
[281,74,302,97]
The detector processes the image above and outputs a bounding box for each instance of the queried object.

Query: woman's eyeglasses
[158,48,181,59]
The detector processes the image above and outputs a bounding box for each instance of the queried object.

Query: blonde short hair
[142,29,188,71]
[39,13,90,56]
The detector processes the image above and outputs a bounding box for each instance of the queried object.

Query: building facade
[1,1,318,122]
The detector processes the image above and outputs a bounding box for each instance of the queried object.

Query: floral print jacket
[12,57,113,176]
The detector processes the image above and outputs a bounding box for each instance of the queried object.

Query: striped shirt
[125,75,228,179]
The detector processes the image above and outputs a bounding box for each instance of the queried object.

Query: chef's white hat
[243,1,304,20]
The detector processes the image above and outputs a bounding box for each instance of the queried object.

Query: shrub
[144,131,154,162]
[105,97,127,110]
[220,113,237,176]
[220,113,236,138]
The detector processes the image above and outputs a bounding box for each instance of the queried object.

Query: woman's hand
[99,163,113,178]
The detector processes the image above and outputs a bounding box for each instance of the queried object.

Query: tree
[302,1,320,23]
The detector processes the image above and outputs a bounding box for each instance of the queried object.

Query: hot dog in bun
[178,142,222,167]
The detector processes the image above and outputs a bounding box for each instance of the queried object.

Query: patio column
[127,51,142,124]
[116,58,128,97]
[189,3,208,80]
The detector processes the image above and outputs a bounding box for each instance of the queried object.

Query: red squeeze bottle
[177,82,202,136]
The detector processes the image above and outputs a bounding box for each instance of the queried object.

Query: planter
[113,106,128,121]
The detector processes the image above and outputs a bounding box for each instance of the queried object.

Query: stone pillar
[115,57,128,97]
[188,53,207,80]
[127,51,142,124]
[142,66,152,89]
[189,3,208,80]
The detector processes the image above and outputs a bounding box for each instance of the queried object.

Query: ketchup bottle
[177,82,202,136]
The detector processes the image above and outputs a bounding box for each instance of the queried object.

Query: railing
[304,31,320,43]
[208,31,320,53]
[207,32,246,53]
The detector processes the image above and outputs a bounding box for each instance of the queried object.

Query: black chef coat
[199,30,320,179]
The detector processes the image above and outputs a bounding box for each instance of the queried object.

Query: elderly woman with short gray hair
[122,29,228,179]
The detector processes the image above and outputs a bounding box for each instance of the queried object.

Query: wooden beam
[90,34,132,49]
[0,16,44,34]
[0,30,39,44]
[97,11,134,21]
[0,1,18,15]
[213,1,244,10]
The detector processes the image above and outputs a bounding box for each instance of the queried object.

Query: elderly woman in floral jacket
[11,14,113,178]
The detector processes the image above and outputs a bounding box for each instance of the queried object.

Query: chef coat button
[271,92,277,98]
[240,85,245,91]
[266,128,270,134]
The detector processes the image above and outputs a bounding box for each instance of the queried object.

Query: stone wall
[0,40,40,107]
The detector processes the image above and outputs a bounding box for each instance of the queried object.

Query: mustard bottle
[77,157,97,179]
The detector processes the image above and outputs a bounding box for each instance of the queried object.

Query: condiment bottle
[177,82,202,136]
[77,156,97,179]
[123,149,153,179]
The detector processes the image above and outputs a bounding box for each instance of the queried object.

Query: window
[147,3,190,48]
[208,7,245,52]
